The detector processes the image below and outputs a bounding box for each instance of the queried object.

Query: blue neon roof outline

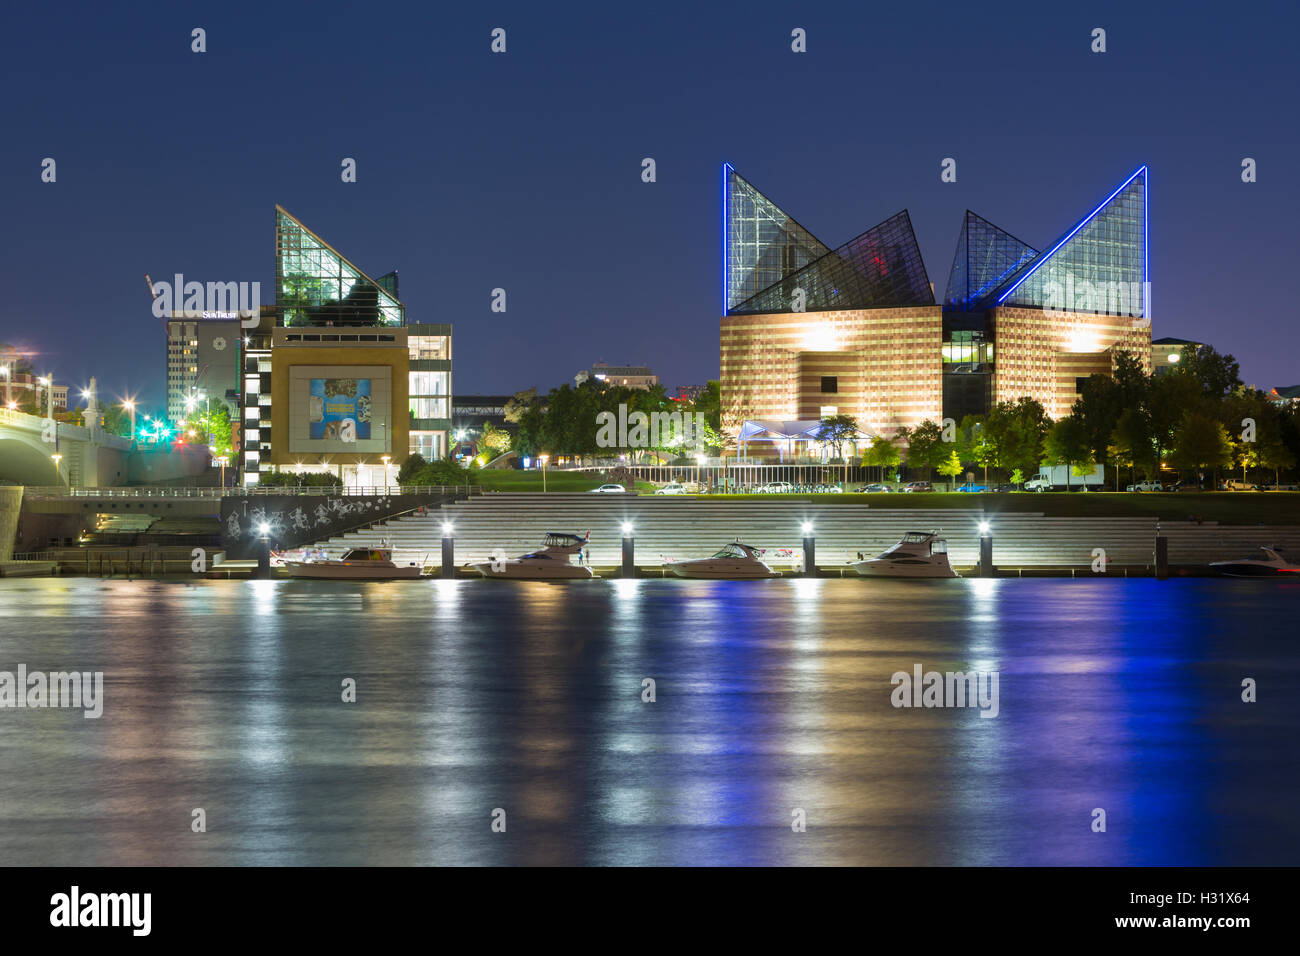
[995,165,1148,306]
[722,162,732,315]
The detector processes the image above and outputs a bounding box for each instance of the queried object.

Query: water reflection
[0,577,1295,865]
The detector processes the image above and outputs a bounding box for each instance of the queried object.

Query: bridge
[0,407,133,487]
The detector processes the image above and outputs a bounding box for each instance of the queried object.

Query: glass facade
[991,167,1147,316]
[729,211,934,315]
[725,166,829,313]
[944,211,1038,309]
[275,207,404,327]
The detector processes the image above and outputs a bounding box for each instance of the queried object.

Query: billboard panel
[308,378,371,442]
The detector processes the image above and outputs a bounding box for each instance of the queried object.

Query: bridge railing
[19,485,482,499]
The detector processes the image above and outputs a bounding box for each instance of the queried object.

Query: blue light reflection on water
[0,576,1296,866]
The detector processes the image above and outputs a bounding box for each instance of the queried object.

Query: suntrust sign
[151,273,261,327]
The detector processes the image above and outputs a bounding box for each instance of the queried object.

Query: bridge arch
[0,433,67,486]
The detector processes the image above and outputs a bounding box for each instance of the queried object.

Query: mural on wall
[309,378,371,442]
[220,493,444,559]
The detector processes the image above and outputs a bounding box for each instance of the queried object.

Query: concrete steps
[306,495,1253,570]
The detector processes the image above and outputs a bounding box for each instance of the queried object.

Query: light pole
[0,363,10,407]
[381,454,391,492]
[51,452,63,485]
[695,452,705,491]
[540,454,549,493]
[217,455,228,488]
[121,399,136,443]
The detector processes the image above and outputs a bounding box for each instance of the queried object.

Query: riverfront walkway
[310,494,1300,572]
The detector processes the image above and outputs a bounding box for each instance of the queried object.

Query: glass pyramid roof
[944,210,1038,309]
[275,206,404,327]
[729,210,934,315]
[983,166,1147,315]
[725,165,830,313]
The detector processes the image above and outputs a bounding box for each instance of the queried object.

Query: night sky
[3,0,1297,414]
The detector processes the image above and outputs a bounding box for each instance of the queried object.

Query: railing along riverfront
[20,485,482,499]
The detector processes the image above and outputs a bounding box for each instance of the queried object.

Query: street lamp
[539,453,550,493]
[695,452,705,490]
[121,398,136,440]
[0,363,9,407]
[381,454,391,492]
[50,452,63,483]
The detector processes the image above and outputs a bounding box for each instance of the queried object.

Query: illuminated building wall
[989,307,1151,419]
[720,307,943,439]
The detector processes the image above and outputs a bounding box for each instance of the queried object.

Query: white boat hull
[471,561,595,580]
[667,560,779,579]
[851,559,957,578]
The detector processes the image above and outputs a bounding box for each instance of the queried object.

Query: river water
[0,576,1296,865]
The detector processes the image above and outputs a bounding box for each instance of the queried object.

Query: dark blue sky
[3,0,1297,413]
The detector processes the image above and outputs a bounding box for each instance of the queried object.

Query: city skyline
[3,2,1297,410]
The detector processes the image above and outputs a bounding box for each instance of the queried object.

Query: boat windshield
[931,539,948,554]
[341,548,388,561]
[710,544,749,559]
[541,533,583,549]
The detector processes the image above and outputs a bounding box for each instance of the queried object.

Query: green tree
[1168,411,1233,486]
[1258,430,1296,487]
[818,413,859,459]
[692,380,721,433]
[1110,407,1154,485]
[865,434,901,483]
[985,397,1050,478]
[1043,415,1093,491]
[937,449,963,488]
[1009,467,1024,487]
[397,453,428,485]
[905,419,944,481]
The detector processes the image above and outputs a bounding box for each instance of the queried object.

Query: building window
[820,375,837,393]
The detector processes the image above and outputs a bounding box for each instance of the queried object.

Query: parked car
[755,481,795,494]
[1126,481,1164,492]
[856,483,894,493]
[590,483,627,494]
[902,481,934,493]
[1261,482,1300,491]
[955,483,987,493]
[655,482,690,495]
[814,484,844,494]
[990,483,1015,493]
[1223,479,1258,491]
[1174,481,1203,493]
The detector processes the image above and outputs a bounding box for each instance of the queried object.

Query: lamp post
[381,454,391,493]
[217,455,228,488]
[540,454,549,493]
[51,452,63,485]
[122,399,136,442]
[0,363,9,407]
[695,452,705,492]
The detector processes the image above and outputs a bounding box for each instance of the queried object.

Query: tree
[1174,344,1242,399]
[1009,467,1024,487]
[1110,407,1154,486]
[818,413,859,459]
[865,435,900,483]
[409,457,476,487]
[1168,411,1232,486]
[397,453,428,485]
[692,380,721,433]
[480,423,512,457]
[905,419,944,481]
[1258,430,1296,487]
[1044,415,1092,491]
[985,397,1050,479]
[937,449,963,488]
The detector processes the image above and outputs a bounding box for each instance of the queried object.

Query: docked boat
[850,531,957,578]
[664,540,780,579]
[471,532,594,580]
[281,546,428,580]
[1209,546,1300,577]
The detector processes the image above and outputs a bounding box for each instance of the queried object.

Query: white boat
[471,532,594,580]
[851,531,958,578]
[281,546,428,580]
[664,540,780,579]
[1210,547,1300,577]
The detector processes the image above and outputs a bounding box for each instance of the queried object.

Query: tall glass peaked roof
[986,166,1147,315]
[725,165,830,313]
[730,210,934,315]
[944,210,1038,309]
[275,206,404,327]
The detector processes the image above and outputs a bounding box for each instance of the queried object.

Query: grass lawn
[473,470,657,494]
[470,471,1300,524]
[704,491,1300,525]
